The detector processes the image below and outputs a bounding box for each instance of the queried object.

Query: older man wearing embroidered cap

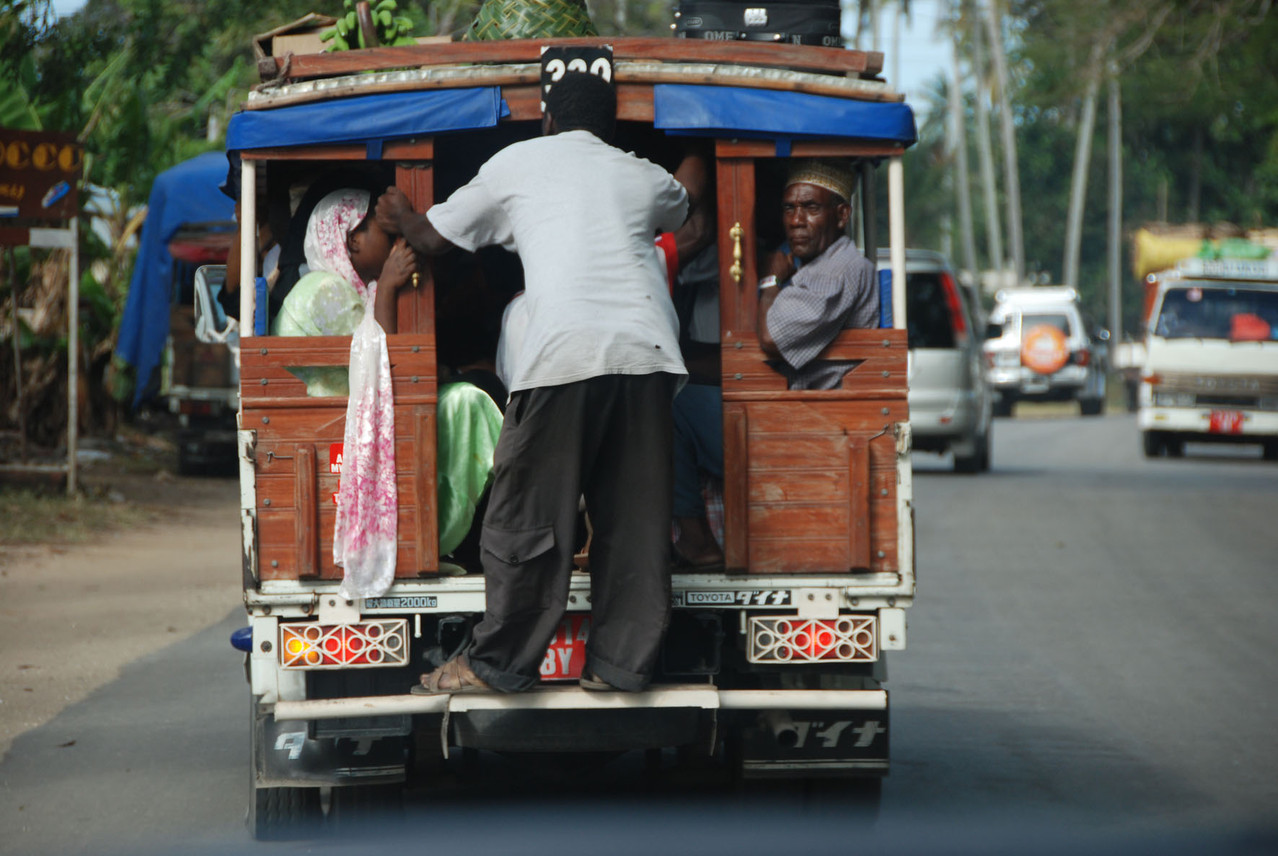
[756,159,879,389]
[671,159,878,568]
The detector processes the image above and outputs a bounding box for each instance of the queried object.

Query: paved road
[2,412,1276,854]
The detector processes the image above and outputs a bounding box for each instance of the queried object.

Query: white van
[1138,257,1278,459]
[983,286,1107,416]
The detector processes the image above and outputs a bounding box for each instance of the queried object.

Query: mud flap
[252,699,406,788]
[736,707,889,779]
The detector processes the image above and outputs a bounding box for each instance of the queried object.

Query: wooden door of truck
[714,145,908,575]
[238,143,445,583]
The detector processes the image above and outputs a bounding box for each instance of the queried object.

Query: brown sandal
[410,655,492,695]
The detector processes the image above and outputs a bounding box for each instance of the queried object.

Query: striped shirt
[767,236,878,389]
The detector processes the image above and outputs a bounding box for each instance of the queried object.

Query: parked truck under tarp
[224,37,917,838]
[115,151,238,472]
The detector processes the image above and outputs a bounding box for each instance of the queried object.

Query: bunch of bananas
[320,0,416,51]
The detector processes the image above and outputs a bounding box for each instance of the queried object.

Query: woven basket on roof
[464,0,598,40]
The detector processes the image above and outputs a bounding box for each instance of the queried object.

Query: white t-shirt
[428,130,689,392]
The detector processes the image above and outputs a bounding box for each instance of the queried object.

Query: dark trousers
[466,372,677,692]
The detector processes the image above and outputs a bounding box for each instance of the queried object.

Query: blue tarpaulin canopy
[223,84,914,154]
[654,85,917,149]
[226,88,512,156]
[115,151,235,406]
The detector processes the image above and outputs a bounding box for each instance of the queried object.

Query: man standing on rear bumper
[377,72,689,694]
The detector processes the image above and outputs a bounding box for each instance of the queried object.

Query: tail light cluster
[747,616,878,664]
[279,620,409,669]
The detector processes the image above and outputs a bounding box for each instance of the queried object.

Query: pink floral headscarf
[304,189,371,299]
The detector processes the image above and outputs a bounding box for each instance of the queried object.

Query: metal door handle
[729,222,743,284]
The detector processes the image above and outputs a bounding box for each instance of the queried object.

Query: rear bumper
[988,365,1088,398]
[1139,406,1278,439]
[273,685,887,720]
[908,388,983,446]
[272,686,890,775]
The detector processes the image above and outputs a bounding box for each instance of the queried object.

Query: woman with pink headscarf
[272,188,415,394]
[273,188,504,596]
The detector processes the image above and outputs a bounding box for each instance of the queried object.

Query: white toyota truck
[212,35,919,838]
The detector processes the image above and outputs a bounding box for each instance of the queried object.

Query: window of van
[905,272,959,349]
[1022,312,1071,336]
[1155,284,1278,341]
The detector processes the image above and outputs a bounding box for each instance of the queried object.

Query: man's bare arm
[376,187,454,256]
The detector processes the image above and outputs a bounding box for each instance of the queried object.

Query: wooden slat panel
[722,403,750,571]
[748,467,846,504]
[715,159,757,338]
[740,399,908,433]
[241,334,436,368]
[748,530,897,574]
[261,39,884,82]
[500,84,656,123]
[294,444,319,578]
[847,436,870,570]
[732,395,903,575]
[747,540,853,575]
[414,405,439,574]
[397,163,436,336]
[715,140,907,159]
[241,139,435,160]
[259,503,453,581]
[721,329,908,395]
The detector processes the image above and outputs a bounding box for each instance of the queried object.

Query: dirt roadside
[0,458,243,761]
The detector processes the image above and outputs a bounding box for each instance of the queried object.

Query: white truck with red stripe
[1138,257,1278,459]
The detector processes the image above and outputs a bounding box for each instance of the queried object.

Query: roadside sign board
[0,128,83,222]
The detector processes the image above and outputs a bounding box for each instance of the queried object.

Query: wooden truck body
[225,37,917,836]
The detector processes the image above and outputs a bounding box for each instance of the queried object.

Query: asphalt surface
[1,411,1276,854]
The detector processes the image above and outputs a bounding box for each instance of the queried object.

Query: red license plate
[539,615,589,681]
[1209,410,1245,434]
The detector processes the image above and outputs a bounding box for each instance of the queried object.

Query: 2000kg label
[364,596,438,610]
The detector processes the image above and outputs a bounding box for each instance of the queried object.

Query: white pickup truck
[1138,257,1278,459]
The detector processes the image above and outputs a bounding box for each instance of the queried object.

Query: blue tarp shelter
[115,151,236,406]
[223,85,916,153]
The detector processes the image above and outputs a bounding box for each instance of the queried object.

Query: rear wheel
[248,782,321,840]
[1079,396,1103,416]
[953,431,990,474]
[1263,441,1278,462]
[992,396,1014,417]
[1143,431,1165,458]
[326,783,404,833]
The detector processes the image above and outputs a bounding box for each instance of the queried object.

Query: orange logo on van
[1021,324,1069,375]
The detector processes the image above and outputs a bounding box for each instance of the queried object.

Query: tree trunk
[984,0,1024,284]
[971,7,1004,277]
[949,36,978,281]
[1063,44,1105,288]
[1107,73,1123,342]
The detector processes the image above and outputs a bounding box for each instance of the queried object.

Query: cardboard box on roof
[253,13,337,63]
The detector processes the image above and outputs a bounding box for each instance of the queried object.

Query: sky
[48,0,951,112]
[864,0,952,113]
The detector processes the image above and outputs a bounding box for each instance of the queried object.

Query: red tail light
[939,271,968,343]
[1073,348,1090,367]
